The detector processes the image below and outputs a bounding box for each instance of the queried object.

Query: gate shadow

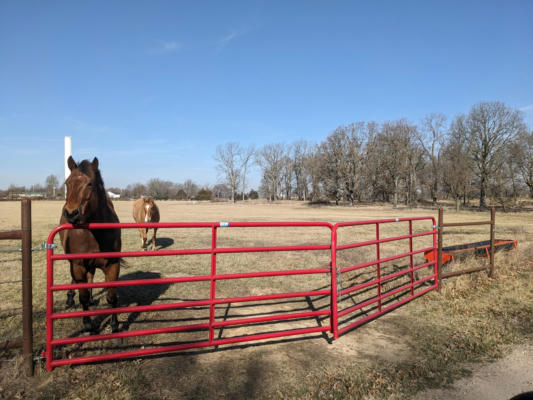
[117,271,171,332]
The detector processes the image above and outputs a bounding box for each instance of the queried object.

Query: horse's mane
[78,160,106,202]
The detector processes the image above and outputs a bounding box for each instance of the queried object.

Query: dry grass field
[0,200,532,399]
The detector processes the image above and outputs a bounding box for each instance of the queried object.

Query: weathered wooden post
[21,199,33,376]
[489,207,495,278]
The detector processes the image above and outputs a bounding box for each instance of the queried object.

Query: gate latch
[41,243,57,250]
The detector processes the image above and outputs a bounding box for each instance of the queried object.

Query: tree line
[215,101,533,209]
[3,101,531,208]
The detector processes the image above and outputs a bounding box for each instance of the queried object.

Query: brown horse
[59,156,121,332]
[133,197,160,250]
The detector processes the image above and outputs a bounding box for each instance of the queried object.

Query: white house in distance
[107,191,120,199]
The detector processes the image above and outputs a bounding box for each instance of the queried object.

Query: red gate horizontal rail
[340,246,435,274]
[50,289,332,319]
[51,267,332,291]
[45,217,437,370]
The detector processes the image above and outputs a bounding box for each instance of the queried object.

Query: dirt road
[415,344,533,400]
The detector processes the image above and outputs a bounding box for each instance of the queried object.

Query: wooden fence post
[21,199,33,376]
[489,207,495,278]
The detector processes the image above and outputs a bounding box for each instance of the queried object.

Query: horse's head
[63,156,104,224]
[142,197,155,222]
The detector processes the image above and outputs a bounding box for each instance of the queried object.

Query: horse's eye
[87,182,92,188]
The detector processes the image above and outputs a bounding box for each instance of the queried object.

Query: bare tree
[183,179,199,200]
[45,174,59,199]
[124,183,146,199]
[256,143,285,201]
[441,132,473,211]
[418,113,447,205]
[292,141,311,201]
[372,120,414,208]
[147,178,174,200]
[212,183,231,200]
[281,151,294,199]
[515,130,533,198]
[215,143,242,203]
[305,145,324,201]
[458,102,527,207]
[239,145,255,201]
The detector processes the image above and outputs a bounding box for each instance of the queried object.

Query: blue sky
[1,1,532,190]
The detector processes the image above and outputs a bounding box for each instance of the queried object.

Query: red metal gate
[45,218,437,371]
[333,217,437,337]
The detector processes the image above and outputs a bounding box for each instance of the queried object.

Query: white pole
[64,136,72,198]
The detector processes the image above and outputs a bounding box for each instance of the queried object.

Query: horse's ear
[91,157,99,169]
[67,156,77,171]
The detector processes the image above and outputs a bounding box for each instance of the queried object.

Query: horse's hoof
[66,298,75,308]
[111,322,120,333]
[89,298,100,307]
[83,320,94,332]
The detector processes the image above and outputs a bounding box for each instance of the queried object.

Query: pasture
[0,200,532,399]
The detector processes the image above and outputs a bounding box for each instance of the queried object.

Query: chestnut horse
[59,156,121,332]
[132,197,160,250]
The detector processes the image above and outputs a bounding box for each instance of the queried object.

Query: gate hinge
[41,243,57,250]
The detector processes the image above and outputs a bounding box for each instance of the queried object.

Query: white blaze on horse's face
[144,204,150,222]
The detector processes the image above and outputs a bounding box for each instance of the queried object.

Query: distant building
[107,191,120,199]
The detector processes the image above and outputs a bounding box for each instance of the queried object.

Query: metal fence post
[21,199,33,376]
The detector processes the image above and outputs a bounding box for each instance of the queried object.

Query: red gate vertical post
[408,220,414,296]
[330,227,338,339]
[433,219,439,291]
[437,208,443,286]
[375,223,382,312]
[209,225,217,344]
[45,231,54,372]
[21,199,33,376]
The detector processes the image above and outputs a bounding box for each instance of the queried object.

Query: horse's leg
[151,227,157,251]
[105,260,120,332]
[72,263,93,331]
[139,227,147,249]
[143,228,149,250]
[87,270,99,306]
[66,260,76,308]
[66,281,76,308]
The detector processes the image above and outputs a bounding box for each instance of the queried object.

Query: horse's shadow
[118,271,171,332]
[146,237,174,250]
[88,271,171,334]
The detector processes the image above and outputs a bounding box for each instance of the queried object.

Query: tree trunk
[479,175,486,208]
[393,178,399,209]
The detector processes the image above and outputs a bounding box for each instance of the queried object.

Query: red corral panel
[45,218,437,371]
[333,217,437,337]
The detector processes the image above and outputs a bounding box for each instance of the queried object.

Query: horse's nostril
[65,209,80,223]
